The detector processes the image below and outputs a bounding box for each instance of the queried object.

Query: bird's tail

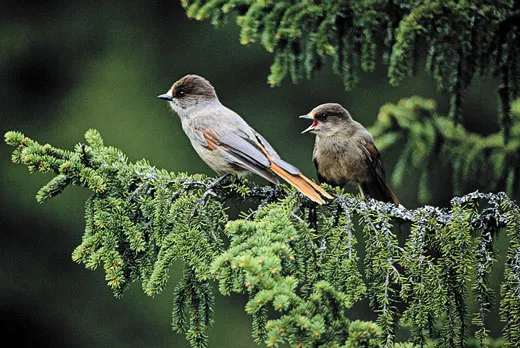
[359,181,399,206]
[269,162,333,204]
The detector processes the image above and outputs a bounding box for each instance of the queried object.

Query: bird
[157,74,333,204]
[300,103,399,206]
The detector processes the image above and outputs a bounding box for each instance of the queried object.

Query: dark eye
[317,112,328,121]
[175,89,185,98]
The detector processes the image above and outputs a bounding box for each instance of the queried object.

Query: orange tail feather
[298,174,334,200]
[269,163,328,204]
[256,143,332,204]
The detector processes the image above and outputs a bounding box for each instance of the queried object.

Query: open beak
[300,114,318,134]
[157,93,173,101]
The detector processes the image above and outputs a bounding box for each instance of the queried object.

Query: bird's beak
[300,114,318,134]
[158,93,173,101]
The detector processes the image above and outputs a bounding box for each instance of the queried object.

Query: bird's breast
[315,137,367,184]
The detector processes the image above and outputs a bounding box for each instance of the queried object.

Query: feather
[269,162,326,204]
[198,128,332,204]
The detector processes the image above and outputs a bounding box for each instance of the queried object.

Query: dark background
[1,1,504,347]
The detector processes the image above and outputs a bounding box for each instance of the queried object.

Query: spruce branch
[181,0,520,125]
[370,96,520,203]
[5,129,520,347]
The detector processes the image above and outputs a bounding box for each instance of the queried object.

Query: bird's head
[158,74,218,116]
[300,103,352,137]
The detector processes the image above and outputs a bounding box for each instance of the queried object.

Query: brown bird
[300,103,399,206]
[158,74,333,204]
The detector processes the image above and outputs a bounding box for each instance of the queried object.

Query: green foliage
[5,129,520,347]
[181,0,520,125]
[212,202,367,347]
[369,96,520,203]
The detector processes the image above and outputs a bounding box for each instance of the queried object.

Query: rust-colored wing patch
[360,141,377,163]
[201,130,219,150]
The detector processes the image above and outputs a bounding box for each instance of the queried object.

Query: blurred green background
[1,1,505,347]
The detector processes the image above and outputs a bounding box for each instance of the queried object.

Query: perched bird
[300,103,399,206]
[158,74,332,204]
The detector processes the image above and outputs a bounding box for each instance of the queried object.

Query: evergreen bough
[182,0,520,128]
[5,124,520,347]
[369,96,520,203]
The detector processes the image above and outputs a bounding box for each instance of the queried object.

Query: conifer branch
[370,96,520,203]
[5,128,520,347]
[181,0,520,126]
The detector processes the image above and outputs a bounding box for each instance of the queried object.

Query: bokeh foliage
[5,129,520,347]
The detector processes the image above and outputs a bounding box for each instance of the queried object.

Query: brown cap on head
[309,103,352,122]
[300,103,353,135]
[170,74,217,101]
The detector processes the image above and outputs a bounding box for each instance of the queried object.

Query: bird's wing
[359,139,399,205]
[197,128,279,184]
[195,126,332,203]
[252,131,300,175]
[359,139,386,182]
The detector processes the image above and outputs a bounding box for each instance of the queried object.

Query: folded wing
[359,140,399,206]
[200,129,279,184]
[195,128,332,204]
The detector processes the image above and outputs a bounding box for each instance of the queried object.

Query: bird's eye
[176,90,185,98]
[317,112,328,121]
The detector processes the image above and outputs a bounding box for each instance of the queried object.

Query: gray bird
[300,103,399,205]
[158,74,332,204]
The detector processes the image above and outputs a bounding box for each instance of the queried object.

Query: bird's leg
[190,173,230,218]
